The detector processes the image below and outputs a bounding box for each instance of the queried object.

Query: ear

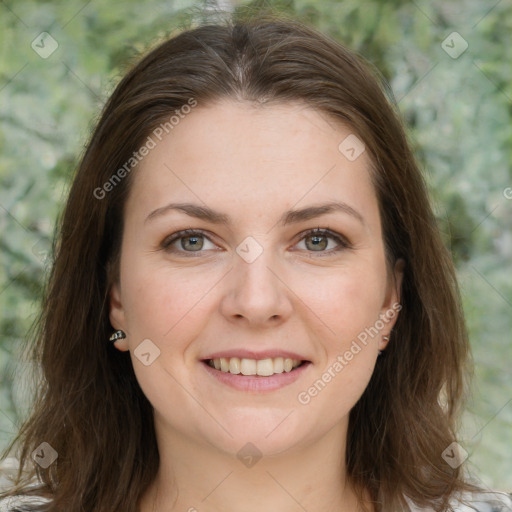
[379,258,405,351]
[109,281,129,352]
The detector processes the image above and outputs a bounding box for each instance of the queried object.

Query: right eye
[161,229,218,256]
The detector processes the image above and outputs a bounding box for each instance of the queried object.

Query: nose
[219,244,293,327]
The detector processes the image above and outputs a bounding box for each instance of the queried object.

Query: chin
[203,410,308,458]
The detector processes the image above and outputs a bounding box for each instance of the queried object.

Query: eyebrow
[145,200,365,227]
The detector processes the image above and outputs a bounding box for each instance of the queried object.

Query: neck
[139,420,372,512]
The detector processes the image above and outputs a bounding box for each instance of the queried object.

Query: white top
[0,495,52,511]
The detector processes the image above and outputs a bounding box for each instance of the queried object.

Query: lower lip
[201,361,311,392]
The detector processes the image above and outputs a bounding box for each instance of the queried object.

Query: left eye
[295,229,348,252]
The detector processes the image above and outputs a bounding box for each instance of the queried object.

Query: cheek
[295,268,382,424]
[118,261,214,407]
[294,260,387,345]
[119,254,223,347]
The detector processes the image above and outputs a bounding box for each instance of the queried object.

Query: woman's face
[110,99,402,457]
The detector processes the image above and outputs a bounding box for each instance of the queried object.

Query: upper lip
[202,349,309,361]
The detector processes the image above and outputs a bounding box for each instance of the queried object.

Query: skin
[109,99,403,512]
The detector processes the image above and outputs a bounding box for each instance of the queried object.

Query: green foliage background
[1,0,511,491]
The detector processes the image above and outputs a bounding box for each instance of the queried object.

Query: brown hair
[1,10,477,512]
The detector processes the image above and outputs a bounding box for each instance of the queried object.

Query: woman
[0,11,510,512]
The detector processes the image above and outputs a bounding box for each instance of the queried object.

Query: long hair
[1,11,476,512]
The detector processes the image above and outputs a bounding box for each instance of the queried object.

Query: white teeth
[273,357,284,373]
[241,358,257,375]
[256,358,274,376]
[229,357,241,374]
[207,357,303,376]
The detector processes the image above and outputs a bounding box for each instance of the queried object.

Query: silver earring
[379,335,390,356]
[109,330,126,343]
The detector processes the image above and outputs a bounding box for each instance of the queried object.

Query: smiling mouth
[204,357,308,377]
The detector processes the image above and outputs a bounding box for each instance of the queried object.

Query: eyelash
[160,228,352,257]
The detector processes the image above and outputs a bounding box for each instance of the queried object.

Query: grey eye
[180,234,204,251]
[162,230,216,254]
[304,233,329,251]
[296,229,348,253]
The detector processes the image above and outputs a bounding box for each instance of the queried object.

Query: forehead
[126,99,379,230]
